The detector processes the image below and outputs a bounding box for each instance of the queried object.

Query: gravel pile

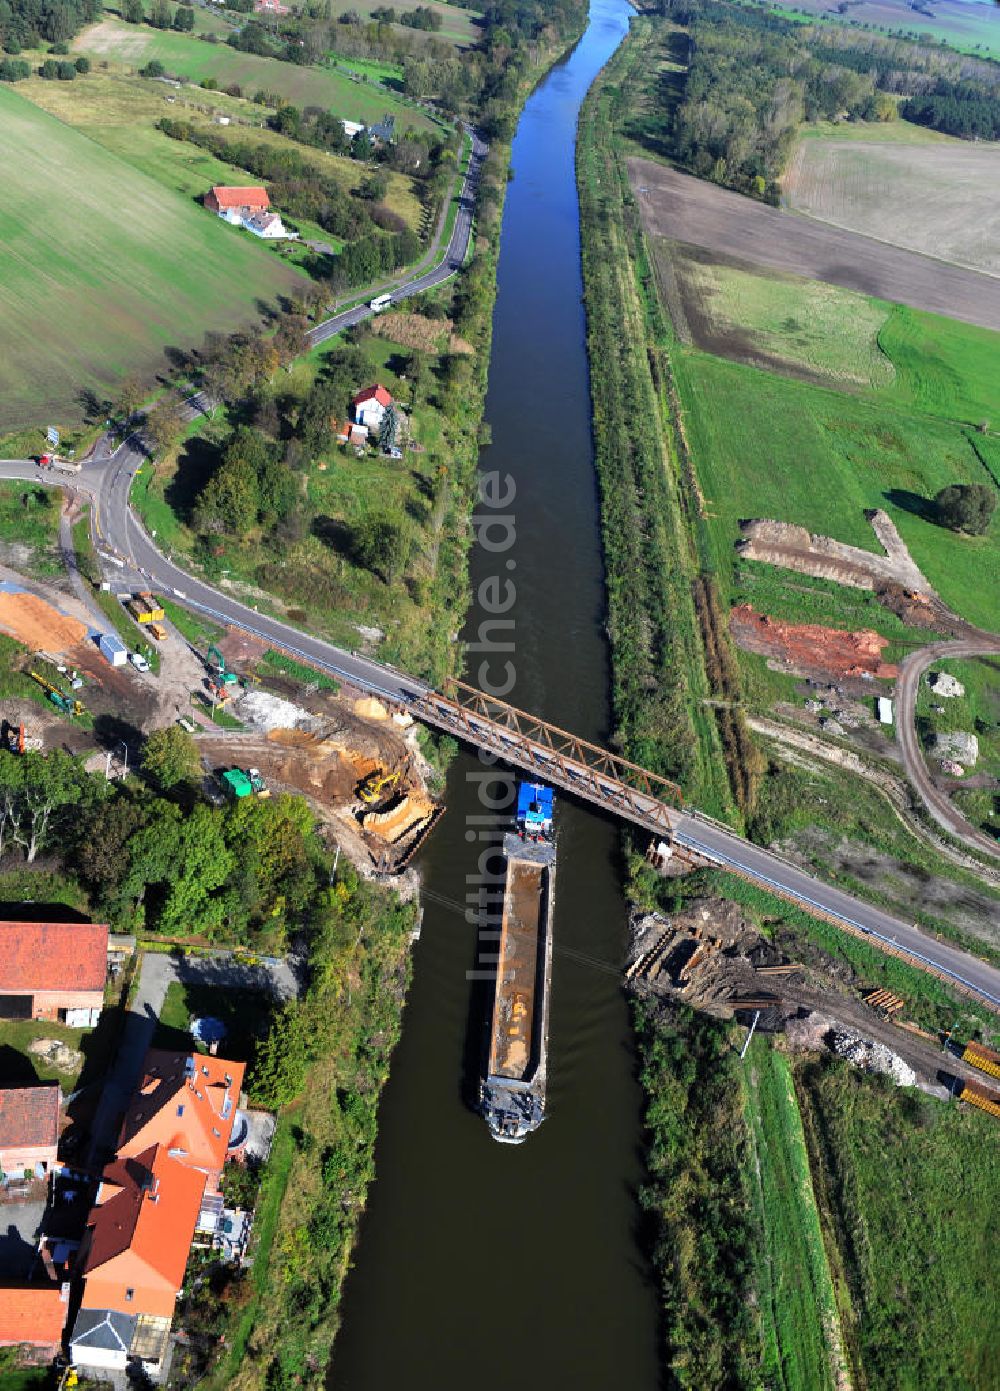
[831,1029,916,1087]
[237,690,320,733]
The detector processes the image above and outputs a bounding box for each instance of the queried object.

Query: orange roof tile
[209,185,268,209]
[117,1050,246,1177]
[353,384,393,408]
[0,1285,67,1346]
[0,921,107,993]
[82,1145,204,1320]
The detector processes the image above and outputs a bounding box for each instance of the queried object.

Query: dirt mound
[0,591,88,653]
[28,1037,82,1074]
[729,604,897,680]
[736,510,930,594]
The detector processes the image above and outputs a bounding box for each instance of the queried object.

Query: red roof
[353,384,393,408]
[0,1285,67,1346]
[117,1050,246,1177]
[0,921,107,994]
[0,1084,60,1150]
[83,1145,205,1317]
[209,185,269,209]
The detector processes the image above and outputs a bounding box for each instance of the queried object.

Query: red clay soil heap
[728,604,898,680]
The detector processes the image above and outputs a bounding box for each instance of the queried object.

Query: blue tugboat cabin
[516,782,554,839]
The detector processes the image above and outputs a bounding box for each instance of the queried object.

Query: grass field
[673,349,1000,629]
[667,245,894,387]
[917,654,1000,779]
[760,0,1000,58]
[18,72,423,232]
[743,1040,843,1391]
[0,84,301,431]
[784,130,1000,275]
[796,1055,1000,1390]
[325,0,481,46]
[76,18,437,130]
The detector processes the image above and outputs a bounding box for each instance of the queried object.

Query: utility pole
[740,1010,761,1061]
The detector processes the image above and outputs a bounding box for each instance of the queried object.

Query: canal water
[328,1,661,1386]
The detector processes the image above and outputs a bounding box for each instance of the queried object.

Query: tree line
[0,0,99,49]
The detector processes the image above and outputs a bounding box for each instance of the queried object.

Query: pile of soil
[0,591,88,653]
[729,604,897,680]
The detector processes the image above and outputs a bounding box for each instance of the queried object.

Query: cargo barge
[481,784,556,1144]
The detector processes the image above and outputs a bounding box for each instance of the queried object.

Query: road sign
[46,426,59,446]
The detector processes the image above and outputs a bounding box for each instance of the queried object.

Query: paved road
[307,129,487,348]
[896,638,1000,862]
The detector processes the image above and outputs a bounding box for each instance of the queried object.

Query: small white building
[877,696,894,725]
[244,211,293,240]
[353,384,393,431]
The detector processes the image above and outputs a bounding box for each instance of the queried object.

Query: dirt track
[628,158,1000,333]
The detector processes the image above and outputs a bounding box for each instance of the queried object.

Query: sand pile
[0,591,87,653]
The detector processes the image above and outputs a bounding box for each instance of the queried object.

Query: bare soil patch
[729,604,897,680]
[0,591,88,653]
[628,158,1000,333]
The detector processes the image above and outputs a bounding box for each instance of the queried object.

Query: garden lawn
[673,348,1000,629]
[75,19,438,130]
[0,84,301,430]
[153,978,272,1066]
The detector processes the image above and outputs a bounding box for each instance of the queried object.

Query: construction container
[222,769,253,798]
[959,1078,1000,1119]
[129,593,165,624]
[147,622,168,641]
[98,632,128,667]
[962,1040,1000,1080]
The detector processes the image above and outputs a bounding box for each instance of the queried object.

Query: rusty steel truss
[410,677,684,837]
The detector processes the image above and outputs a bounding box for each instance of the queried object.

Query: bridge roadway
[3,454,999,1009]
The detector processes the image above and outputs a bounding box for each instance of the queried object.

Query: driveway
[86,948,301,1166]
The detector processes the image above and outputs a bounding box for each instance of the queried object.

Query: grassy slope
[743,1040,842,1391]
[0,83,301,430]
[673,349,1000,630]
[324,0,481,46]
[19,71,423,230]
[75,18,437,130]
[797,1056,1000,1390]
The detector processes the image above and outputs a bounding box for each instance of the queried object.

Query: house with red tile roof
[204,185,269,223]
[0,921,107,1025]
[353,383,393,431]
[117,1050,246,1183]
[70,1145,205,1375]
[0,1284,69,1360]
[0,1083,60,1177]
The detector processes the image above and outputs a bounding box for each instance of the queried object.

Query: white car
[129,652,150,673]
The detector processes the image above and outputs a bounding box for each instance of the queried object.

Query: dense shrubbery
[903,79,1000,139]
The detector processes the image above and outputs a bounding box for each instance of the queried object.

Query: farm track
[628,158,1000,334]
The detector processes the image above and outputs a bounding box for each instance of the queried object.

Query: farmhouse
[0,921,107,1025]
[205,185,269,224]
[245,210,291,240]
[117,1049,247,1183]
[353,384,393,431]
[0,1083,60,1177]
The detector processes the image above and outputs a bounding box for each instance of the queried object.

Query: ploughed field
[0,84,301,430]
[628,157,1000,333]
[763,0,1000,58]
[784,133,1000,277]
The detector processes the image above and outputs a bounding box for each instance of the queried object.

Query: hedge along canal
[327,2,660,1387]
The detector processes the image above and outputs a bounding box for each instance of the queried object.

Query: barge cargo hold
[481,796,556,1144]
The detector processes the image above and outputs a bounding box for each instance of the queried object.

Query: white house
[244,211,293,240]
[353,384,393,431]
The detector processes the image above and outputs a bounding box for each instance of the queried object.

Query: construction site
[0,564,442,877]
[625,894,1000,1109]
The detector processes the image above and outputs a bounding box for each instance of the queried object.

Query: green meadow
[0,84,301,429]
[76,18,437,130]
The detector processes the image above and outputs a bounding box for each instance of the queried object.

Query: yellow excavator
[357,768,402,805]
[29,671,83,717]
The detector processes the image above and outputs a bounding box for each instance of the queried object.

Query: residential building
[0,1284,69,1361]
[244,210,292,240]
[0,1083,60,1177]
[353,384,393,431]
[369,115,396,143]
[71,1145,206,1376]
[0,920,107,1024]
[255,0,290,12]
[117,1050,247,1183]
[204,185,269,224]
